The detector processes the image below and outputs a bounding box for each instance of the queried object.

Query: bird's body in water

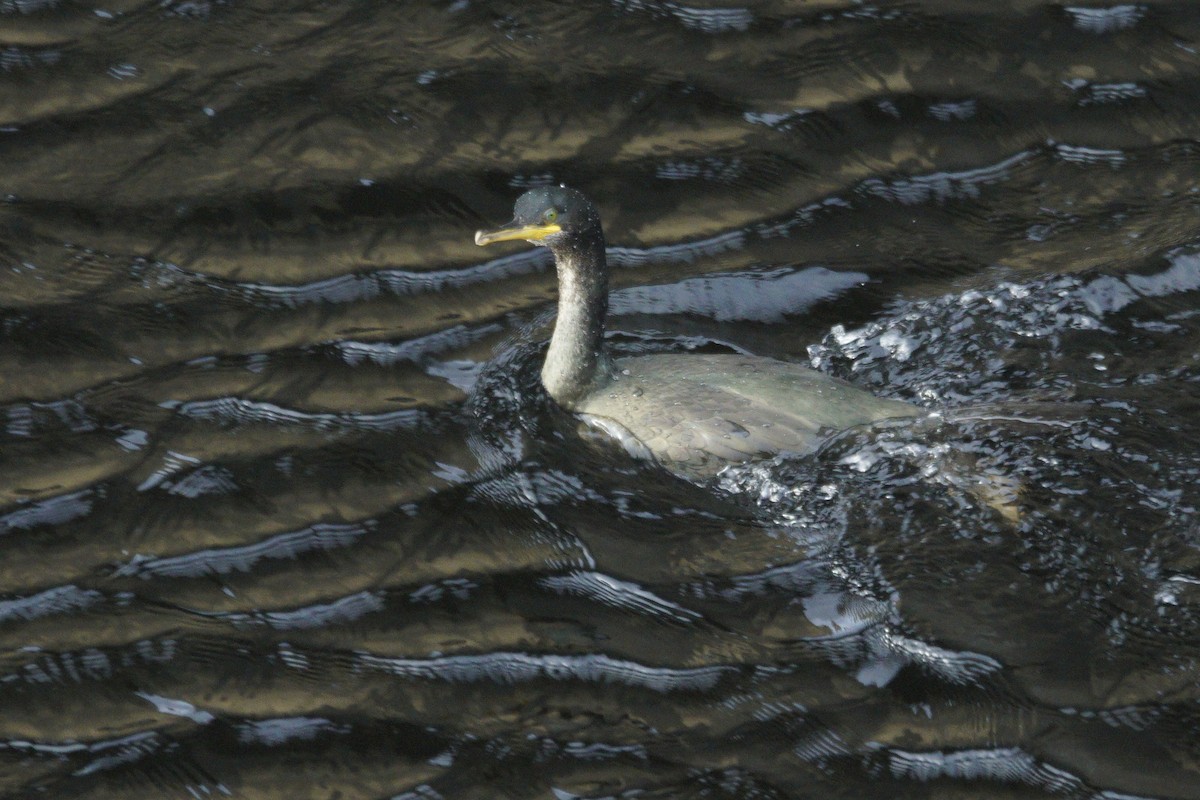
[476,186,920,477]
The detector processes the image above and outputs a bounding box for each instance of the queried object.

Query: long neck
[542,232,611,408]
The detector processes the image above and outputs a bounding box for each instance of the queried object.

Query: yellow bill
[474,221,561,246]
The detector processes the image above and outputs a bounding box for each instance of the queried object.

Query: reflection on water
[2,0,1200,798]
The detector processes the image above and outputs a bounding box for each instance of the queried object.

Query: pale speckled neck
[541,233,613,408]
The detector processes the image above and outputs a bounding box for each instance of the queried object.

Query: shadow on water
[1,0,1199,798]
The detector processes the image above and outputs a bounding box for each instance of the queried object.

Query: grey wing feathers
[575,354,910,474]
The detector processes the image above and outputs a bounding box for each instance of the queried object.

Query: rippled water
[2,1,1200,798]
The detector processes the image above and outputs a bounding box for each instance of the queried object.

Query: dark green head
[475,186,602,251]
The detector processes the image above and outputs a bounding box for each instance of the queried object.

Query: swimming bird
[475,186,920,477]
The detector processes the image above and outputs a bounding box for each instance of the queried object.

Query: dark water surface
[3,1,1200,798]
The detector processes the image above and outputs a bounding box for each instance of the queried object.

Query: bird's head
[475,185,601,252]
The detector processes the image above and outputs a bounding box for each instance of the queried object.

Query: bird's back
[573,353,920,476]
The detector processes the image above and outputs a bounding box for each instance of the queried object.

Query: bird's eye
[544,208,558,223]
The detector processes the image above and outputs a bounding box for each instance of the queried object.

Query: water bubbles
[927,99,977,121]
[106,63,139,80]
[743,108,813,130]
[655,156,745,183]
[0,45,60,71]
[1052,142,1127,167]
[611,0,753,34]
[1064,4,1145,34]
